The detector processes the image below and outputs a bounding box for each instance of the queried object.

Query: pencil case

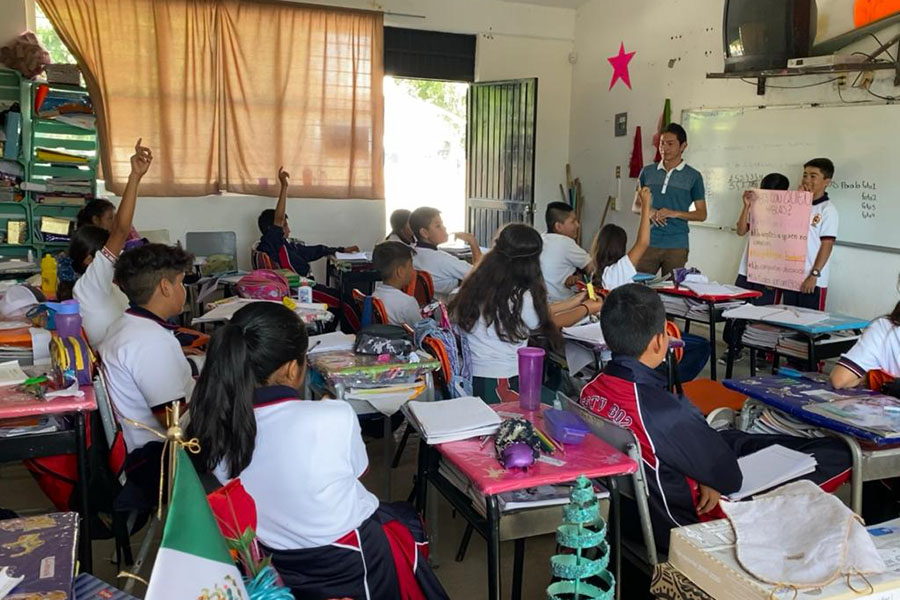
[544,409,590,445]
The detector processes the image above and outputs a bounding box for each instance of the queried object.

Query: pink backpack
[235,269,289,301]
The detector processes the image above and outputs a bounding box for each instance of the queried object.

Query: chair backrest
[406,270,434,307]
[352,289,387,326]
[560,392,660,566]
[665,320,684,363]
[421,336,452,393]
[186,231,237,262]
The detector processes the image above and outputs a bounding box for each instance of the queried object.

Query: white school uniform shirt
[598,255,637,291]
[213,390,379,550]
[836,317,900,379]
[463,291,541,379]
[373,282,422,326]
[98,311,195,452]
[540,233,592,302]
[412,244,472,297]
[386,232,412,246]
[73,246,129,347]
[806,197,839,288]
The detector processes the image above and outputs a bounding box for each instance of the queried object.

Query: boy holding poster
[784,158,839,310]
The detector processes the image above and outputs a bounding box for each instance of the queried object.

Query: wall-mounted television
[723,0,818,72]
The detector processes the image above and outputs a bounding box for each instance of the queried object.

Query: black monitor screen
[724,0,789,59]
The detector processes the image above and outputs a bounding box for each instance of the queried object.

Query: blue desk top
[766,313,870,335]
[723,375,900,445]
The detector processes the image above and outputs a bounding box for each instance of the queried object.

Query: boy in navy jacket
[580,284,851,552]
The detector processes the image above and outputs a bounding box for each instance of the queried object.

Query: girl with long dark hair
[450,223,603,403]
[590,186,652,290]
[189,302,447,599]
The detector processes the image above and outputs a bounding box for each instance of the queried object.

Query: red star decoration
[608,42,636,90]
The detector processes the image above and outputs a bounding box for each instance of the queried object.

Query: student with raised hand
[188,302,448,599]
[831,276,900,389]
[409,206,481,297]
[450,223,603,403]
[540,201,593,302]
[590,186,652,291]
[71,138,152,346]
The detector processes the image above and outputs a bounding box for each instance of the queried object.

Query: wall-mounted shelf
[708,62,899,95]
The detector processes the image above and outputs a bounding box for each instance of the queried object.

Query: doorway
[384,77,468,236]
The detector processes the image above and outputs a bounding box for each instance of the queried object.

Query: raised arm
[627,186,652,266]
[274,166,289,228]
[455,232,482,265]
[107,138,152,256]
[736,191,754,236]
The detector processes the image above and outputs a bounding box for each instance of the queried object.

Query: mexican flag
[146,448,249,600]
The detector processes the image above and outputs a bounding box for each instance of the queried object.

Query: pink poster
[747,189,813,292]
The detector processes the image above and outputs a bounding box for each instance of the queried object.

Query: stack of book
[405,396,501,444]
[747,407,824,438]
[775,331,860,360]
[660,294,745,319]
[741,323,785,350]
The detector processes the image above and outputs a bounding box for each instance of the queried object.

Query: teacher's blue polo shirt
[638,161,706,249]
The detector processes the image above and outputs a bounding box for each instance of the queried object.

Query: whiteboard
[682,104,896,250]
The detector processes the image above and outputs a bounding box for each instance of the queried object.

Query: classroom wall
[569,0,900,319]
[1,1,31,47]
[121,0,576,272]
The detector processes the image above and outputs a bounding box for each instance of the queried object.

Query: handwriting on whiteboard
[831,179,877,221]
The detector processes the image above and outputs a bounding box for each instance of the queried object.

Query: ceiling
[499,0,586,9]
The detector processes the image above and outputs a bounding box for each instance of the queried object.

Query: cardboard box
[669,518,900,600]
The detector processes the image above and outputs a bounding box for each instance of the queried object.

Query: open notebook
[726,444,817,501]
[406,396,501,445]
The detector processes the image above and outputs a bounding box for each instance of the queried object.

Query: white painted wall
[1,1,31,47]
[112,0,576,271]
[569,0,900,319]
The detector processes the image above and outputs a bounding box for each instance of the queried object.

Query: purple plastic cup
[517,347,545,411]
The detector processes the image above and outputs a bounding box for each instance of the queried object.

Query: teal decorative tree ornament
[547,475,615,600]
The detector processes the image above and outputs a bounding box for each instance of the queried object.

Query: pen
[306,340,322,354]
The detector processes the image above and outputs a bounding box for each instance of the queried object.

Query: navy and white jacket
[257,225,344,277]
[579,354,743,548]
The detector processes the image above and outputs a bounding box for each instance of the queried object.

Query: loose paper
[747,189,813,292]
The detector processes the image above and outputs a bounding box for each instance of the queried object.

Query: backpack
[235,269,289,301]
[354,324,415,357]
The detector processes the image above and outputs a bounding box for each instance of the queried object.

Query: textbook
[804,396,900,437]
[406,396,501,444]
[0,513,78,599]
[726,444,817,501]
[35,147,90,164]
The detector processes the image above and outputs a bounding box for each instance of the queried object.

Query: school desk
[0,385,96,573]
[326,255,380,300]
[633,272,657,284]
[724,375,900,514]
[723,311,870,378]
[655,286,763,381]
[409,401,637,600]
[560,335,685,390]
[307,349,439,499]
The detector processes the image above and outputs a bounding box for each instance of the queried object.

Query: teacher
[636,123,707,276]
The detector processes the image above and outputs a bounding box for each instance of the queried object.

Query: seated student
[99,243,196,507]
[450,223,604,403]
[580,284,852,552]
[386,208,414,245]
[409,207,481,297]
[831,282,900,389]
[590,187,651,291]
[77,197,143,245]
[70,139,152,347]
[188,302,448,599]
[372,241,422,326]
[257,167,359,275]
[780,158,838,310]
[540,202,593,302]
[257,167,360,330]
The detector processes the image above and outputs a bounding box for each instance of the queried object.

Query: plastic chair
[869,369,896,392]
[250,241,276,270]
[94,367,160,593]
[405,270,434,307]
[682,378,747,416]
[562,393,663,572]
[185,231,237,262]
[351,289,388,326]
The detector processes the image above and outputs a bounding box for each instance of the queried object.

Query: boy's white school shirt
[213,394,379,550]
[837,317,900,379]
[372,282,422,326]
[806,199,839,288]
[540,233,591,302]
[73,246,129,347]
[463,291,541,379]
[98,311,195,452]
[598,255,637,291]
[412,245,472,296]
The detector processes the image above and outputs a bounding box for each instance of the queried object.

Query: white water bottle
[297,285,313,304]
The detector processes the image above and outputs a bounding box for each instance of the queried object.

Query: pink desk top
[0,386,96,421]
[655,285,762,303]
[437,402,637,496]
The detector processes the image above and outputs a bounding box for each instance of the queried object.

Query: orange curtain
[219,1,383,198]
[37,0,220,196]
[37,0,384,199]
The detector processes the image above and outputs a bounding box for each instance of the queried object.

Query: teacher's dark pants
[636,247,689,277]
